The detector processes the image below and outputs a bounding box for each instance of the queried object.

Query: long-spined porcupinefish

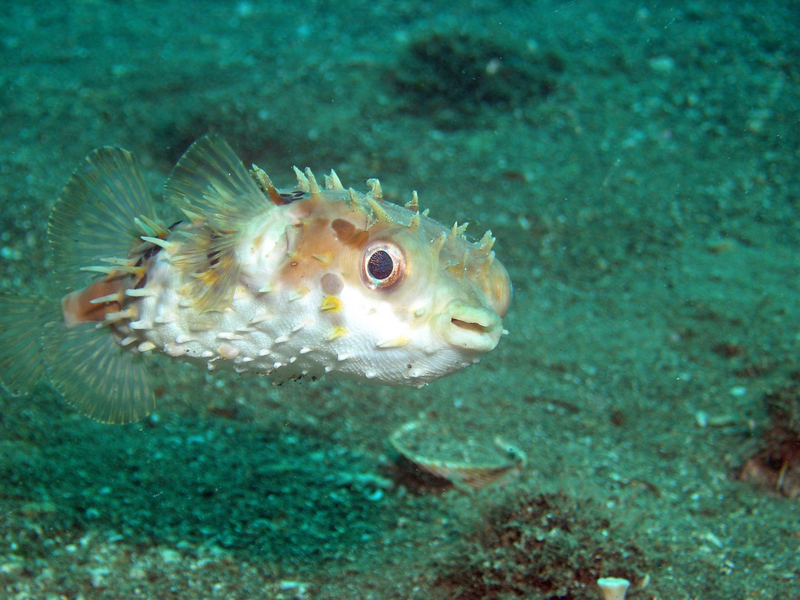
[0,135,511,423]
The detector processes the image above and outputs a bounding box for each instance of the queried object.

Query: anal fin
[42,322,154,424]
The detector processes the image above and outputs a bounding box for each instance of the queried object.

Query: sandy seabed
[1,1,799,598]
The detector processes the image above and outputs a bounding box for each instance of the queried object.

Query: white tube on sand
[597,577,630,600]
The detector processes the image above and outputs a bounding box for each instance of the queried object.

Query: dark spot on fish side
[208,250,220,267]
[280,191,308,203]
[206,231,221,267]
[321,272,344,295]
[141,244,162,262]
[134,234,172,289]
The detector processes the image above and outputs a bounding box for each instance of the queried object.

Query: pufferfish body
[0,135,511,424]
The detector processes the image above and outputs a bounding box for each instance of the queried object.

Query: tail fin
[0,294,57,396]
[0,292,154,423]
[1,146,163,424]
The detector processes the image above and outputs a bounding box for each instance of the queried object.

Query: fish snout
[485,259,512,318]
[437,301,503,353]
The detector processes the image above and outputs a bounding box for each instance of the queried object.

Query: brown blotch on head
[331,218,355,239]
[321,272,344,295]
[331,218,369,248]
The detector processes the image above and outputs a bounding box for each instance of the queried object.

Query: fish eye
[361,241,405,290]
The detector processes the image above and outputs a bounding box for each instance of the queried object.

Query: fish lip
[438,302,503,353]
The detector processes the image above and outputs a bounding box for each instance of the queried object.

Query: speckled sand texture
[1,1,799,598]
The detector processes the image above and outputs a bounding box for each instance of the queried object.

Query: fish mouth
[438,301,503,353]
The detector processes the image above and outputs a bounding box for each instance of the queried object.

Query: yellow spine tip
[327,326,347,341]
[320,296,342,312]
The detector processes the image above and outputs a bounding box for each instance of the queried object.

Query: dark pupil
[368,250,394,280]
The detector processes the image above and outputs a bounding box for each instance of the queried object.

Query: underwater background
[1,0,799,598]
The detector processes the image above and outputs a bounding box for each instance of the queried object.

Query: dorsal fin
[165,135,272,312]
[48,147,161,292]
[166,135,270,232]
